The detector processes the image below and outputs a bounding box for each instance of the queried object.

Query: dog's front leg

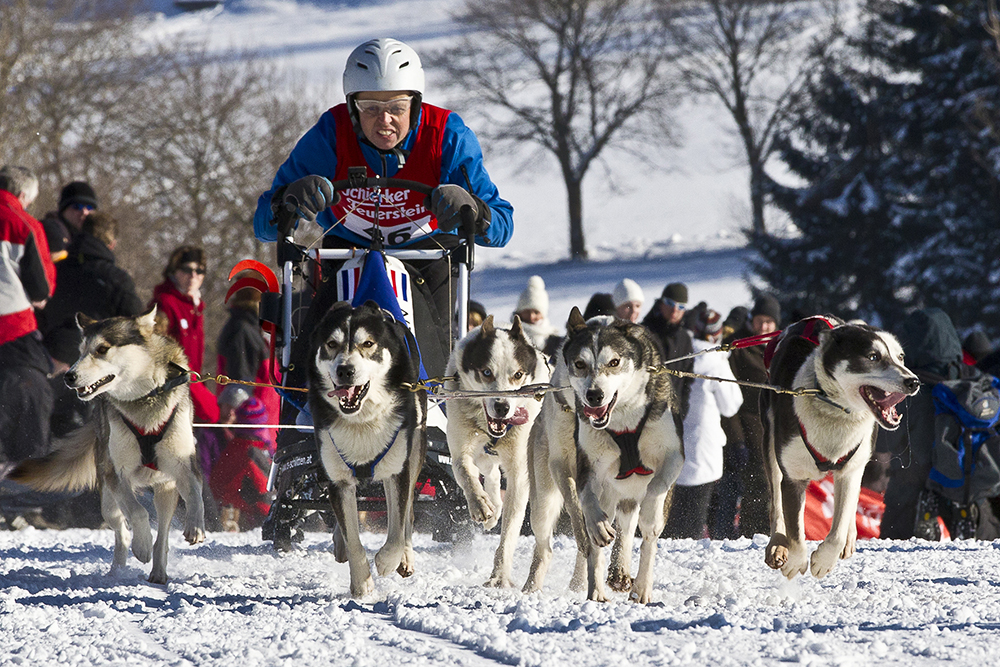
[173,456,206,546]
[485,440,529,588]
[100,482,130,574]
[773,478,809,579]
[630,490,669,604]
[581,480,615,602]
[148,485,180,585]
[811,468,864,578]
[328,480,373,597]
[112,480,153,566]
[607,501,638,592]
[375,472,408,577]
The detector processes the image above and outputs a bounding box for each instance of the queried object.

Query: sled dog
[762,316,919,579]
[562,309,684,603]
[8,308,206,584]
[446,315,549,587]
[307,301,427,598]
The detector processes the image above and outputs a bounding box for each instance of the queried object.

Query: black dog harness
[124,407,179,470]
[798,421,861,472]
[609,405,655,479]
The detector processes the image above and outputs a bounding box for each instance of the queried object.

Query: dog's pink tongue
[506,406,530,425]
[583,404,609,420]
[329,385,356,399]
[874,390,908,408]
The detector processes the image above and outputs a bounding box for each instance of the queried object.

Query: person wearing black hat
[40,181,99,263]
[641,281,695,424]
[582,292,616,320]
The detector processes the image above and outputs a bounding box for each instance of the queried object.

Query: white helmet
[343,38,425,97]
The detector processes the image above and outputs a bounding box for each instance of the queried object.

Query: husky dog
[9,309,206,584]
[562,308,684,603]
[307,301,427,598]
[446,315,549,588]
[762,316,919,579]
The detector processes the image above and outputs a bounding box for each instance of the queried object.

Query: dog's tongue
[329,385,360,400]
[869,387,908,409]
[582,404,610,420]
[506,406,530,425]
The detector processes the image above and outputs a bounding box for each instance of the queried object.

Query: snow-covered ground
[4,527,1000,666]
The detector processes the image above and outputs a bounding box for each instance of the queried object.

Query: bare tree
[664,0,838,237]
[430,0,681,260]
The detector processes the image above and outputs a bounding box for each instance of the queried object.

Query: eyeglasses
[177,266,205,276]
[354,96,414,118]
[663,298,686,311]
[69,203,94,212]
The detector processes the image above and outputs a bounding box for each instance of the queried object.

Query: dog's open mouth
[861,386,908,430]
[328,381,370,414]
[73,375,114,399]
[581,392,618,429]
[484,404,530,438]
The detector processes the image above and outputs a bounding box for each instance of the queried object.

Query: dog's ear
[76,312,97,330]
[481,314,494,336]
[566,306,587,333]
[137,306,157,337]
[510,314,524,339]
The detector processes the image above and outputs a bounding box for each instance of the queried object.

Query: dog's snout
[493,400,510,418]
[904,376,920,393]
[585,388,604,406]
[64,371,76,387]
[336,364,356,385]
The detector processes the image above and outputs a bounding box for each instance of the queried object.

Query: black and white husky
[9,308,206,584]
[561,308,684,603]
[762,316,919,579]
[445,315,549,588]
[307,301,427,598]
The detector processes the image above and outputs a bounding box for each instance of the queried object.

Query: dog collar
[142,362,191,401]
[798,420,861,472]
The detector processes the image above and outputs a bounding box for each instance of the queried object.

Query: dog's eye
[481,368,493,378]
[574,360,586,370]
[96,345,110,356]
[325,340,337,349]
[512,370,524,381]
[607,358,620,368]
[361,340,375,349]
[868,352,881,362]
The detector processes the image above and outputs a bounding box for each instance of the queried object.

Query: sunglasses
[177,266,205,276]
[354,96,414,118]
[69,203,94,212]
[663,298,687,311]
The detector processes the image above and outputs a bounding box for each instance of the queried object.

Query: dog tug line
[186,317,853,431]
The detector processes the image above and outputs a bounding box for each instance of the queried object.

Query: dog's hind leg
[607,501,638,592]
[148,485,179,585]
[485,440,529,588]
[630,490,669,604]
[111,481,153,565]
[810,467,864,578]
[524,427,568,593]
[329,480,373,597]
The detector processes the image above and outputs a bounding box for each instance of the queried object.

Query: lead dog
[563,308,684,603]
[308,301,427,598]
[446,315,549,588]
[762,316,919,579]
[9,309,206,584]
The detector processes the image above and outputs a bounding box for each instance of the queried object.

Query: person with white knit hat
[612,278,644,323]
[513,275,561,356]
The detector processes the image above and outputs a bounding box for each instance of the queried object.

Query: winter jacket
[216,305,280,439]
[676,339,744,486]
[39,211,74,262]
[0,190,55,347]
[253,102,513,248]
[641,302,694,421]
[41,232,144,365]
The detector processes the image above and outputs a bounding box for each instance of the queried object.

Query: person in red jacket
[149,245,219,425]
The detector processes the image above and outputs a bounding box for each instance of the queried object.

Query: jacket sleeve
[254,111,340,242]
[440,112,514,248]
[19,230,52,303]
[710,352,744,419]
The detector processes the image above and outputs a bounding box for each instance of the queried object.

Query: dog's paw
[586,516,616,548]
[350,574,375,598]
[131,532,153,564]
[810,540,842,579]
[484,573,514,589]
[468,493,497,527]
[395,547,415,578]
[606,565,632,592]
[764,534,789,570]
[147,569,168,585]
[780,545,809,580]
[184,526,205,545]
[629,582,653,605]
[374,545,403,577]
[587,584,608,603]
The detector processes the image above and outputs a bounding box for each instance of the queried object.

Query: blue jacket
[253,106,513,248]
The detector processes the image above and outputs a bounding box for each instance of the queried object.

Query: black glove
[425,184,491,235]
[280,175,338,222]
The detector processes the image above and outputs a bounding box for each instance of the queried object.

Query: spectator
[150,245,219,426]
[513,275,561,357]
[665,309,743,539]
[467,300,487,332]
[612,278,644,323]
[0,166,59,525]
[962,330,993,366]
[583,292,616,320]
[40,181,98,264]
[209,395,276,532]
[641,282,695,424]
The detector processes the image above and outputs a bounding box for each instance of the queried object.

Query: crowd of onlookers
[0,166,276,533]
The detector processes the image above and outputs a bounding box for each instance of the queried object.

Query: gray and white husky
[445,315,549,588]
[9,308,206,584]
[762,316,919,579]
[307,301,427,598]
[561,308,685,603]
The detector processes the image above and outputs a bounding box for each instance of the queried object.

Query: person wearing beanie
[513,275,561,356]
[750,294,781,334]
[40,181,99,263]
[963,330,993,366]
[612,278,644,323]
[641,281,694,422]
[583,292,616,320]
[665,307,743,539]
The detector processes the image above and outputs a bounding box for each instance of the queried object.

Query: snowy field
[3,527,1000,666]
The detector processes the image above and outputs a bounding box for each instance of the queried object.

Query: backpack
[927,372,1000,505]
